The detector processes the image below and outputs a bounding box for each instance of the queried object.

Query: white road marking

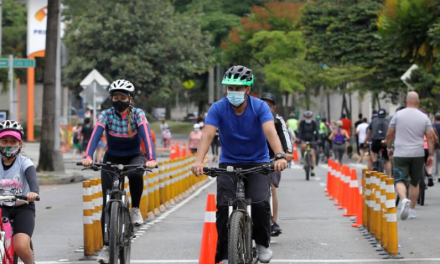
[319,183,326,187]
[37,259,440,264]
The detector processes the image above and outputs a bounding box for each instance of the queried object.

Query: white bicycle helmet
[0,120,24,136]
[108,79,135,96]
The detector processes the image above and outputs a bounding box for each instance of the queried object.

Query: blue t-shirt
[205,96,273,163]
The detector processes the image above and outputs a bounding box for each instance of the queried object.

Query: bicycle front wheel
[109,202,121,264]
[305,152,310,181]
[120,207,132,264]
[228,211,247,264]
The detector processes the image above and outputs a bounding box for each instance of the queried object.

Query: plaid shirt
[85,107,155,160]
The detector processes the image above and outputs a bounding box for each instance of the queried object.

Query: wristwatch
[275,153,286,160]
[387,147,393,151]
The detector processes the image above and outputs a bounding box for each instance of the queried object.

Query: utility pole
[0,0,2,56]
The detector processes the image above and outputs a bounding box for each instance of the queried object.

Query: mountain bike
[304,142,311,181]
[77,162,153,264]
[0,195,40,264]
[204,164,274,264]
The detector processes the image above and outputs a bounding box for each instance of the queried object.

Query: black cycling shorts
[371,140,389,161]
[1,203,36,237]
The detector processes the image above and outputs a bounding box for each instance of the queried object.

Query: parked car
[184,113,197,122]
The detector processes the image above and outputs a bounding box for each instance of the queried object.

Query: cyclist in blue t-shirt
[191,66,287,264]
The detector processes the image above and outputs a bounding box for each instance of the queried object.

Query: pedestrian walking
[354,113,363,156]
[188,123,203,154]
[329,120,349,163]
[386,92,434,220]
[356,118,368,163]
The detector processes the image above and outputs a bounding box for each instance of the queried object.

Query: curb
[37,172,84,185]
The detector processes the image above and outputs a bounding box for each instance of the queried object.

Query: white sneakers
[400,198,410,220]
[257,244,273,263]
[130,207,144,226]
[97,246,109,263]
[408,208,417,219]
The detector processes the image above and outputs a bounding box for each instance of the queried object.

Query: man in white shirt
[356,118,369,163]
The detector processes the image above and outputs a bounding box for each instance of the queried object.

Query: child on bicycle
[81,79,157,264]
[0,120,39,264]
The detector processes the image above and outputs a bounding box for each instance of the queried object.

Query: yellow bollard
[148,170,155,213]
[124,176,131,208]
[362,170,369,228]
[153,170,161,216]
[385,178,400,257]
[90,179,101,252]
[159,162,166,206]
[83,181,95,257]
[366,172,374,234]
[164,160,171,207]
[380,174,389,251]
[374,174,383,242]
[96,178,103,248]
[140,173,148,219]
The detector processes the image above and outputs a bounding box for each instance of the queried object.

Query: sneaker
[271,222,282,237]
[257,244,273,263]
[311,170,315,177]
[400,198,410,220]
[428,177,434,187]
[220,260,228,264]
[97,246,109,264]
[130,207,143,226]
[408,209,417,219]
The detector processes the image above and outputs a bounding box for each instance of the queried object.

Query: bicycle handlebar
[203,164,274,177]
[76,162,158,172]
[0,195,40,202]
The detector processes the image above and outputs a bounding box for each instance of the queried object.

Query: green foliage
[247,30,306,93]
[300,0,409,94]
[378,0,439,70]
[0,0,27,91]
[62,0,213,101]
[409,65,440,113]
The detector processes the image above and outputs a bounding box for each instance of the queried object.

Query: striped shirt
[85,107,156,160]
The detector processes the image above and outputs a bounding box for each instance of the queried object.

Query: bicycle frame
[0,195,39,264]
[0,211,14,264]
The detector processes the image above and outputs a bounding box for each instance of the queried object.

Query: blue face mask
[227,91,246,106]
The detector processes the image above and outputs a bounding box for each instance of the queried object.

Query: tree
[0,0,27,91]
[37,0,64,172]
[378,0,440,70]
[409,65,440,113]
[62,0,213,111]
[300,0,410,105]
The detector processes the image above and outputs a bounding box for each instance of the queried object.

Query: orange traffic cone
[199,194,218,264]
[293,142,299,162]
[352,187,363,228]
[325,159,333,196]
[182,142,188,157]
[343,168,358,217]
[176,141,181,159]
[170,141,176,160]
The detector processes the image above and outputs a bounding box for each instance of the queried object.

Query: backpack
[375,119,387,140]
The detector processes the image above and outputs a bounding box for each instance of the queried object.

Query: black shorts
[269,171,281,188]
[371,140,389,161]
[1,203,36,237]
[393,156,425,187]
[300,141,317,150]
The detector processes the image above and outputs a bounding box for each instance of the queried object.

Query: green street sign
[0,58,36,68]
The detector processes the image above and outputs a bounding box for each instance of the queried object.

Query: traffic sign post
[80,69,110,126]
[0,58,36,68]
[3,55,36,121]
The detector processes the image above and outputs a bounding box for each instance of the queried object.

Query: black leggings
[215,163,271,262]
[211,137,219,156]
[100,152,145,243]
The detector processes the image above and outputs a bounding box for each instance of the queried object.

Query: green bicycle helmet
[315,114,321,121]
[221,65,254,86]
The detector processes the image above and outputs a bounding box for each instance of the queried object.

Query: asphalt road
[30,159,440,264]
